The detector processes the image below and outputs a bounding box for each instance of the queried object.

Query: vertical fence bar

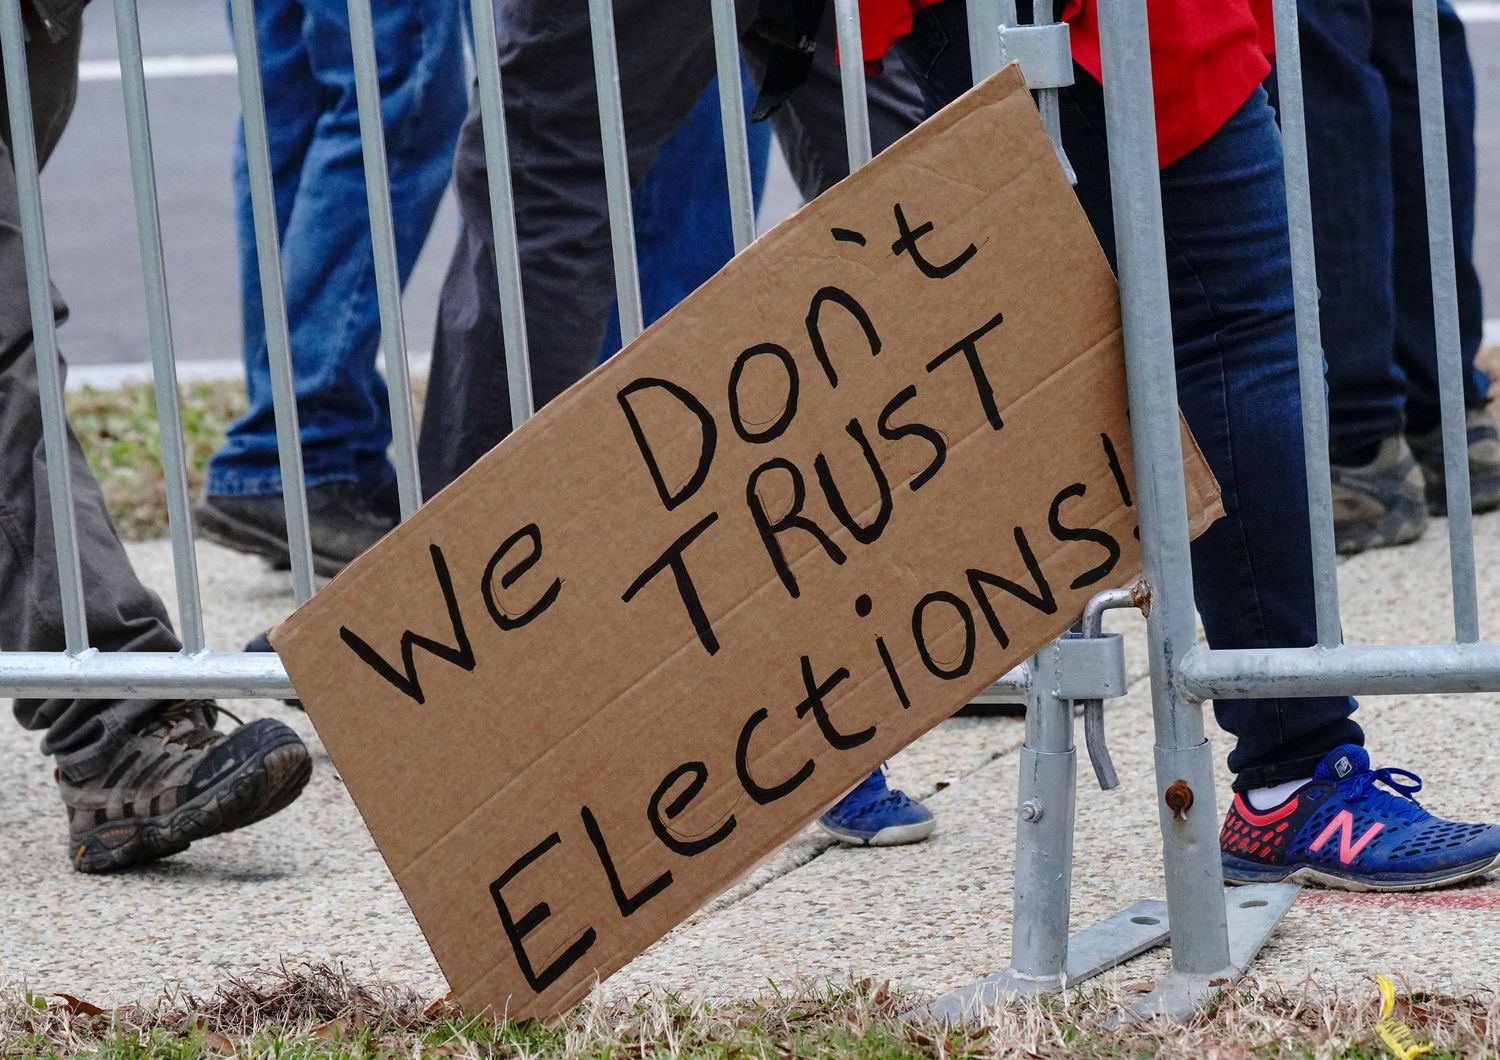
[967,0,1003,81]
[587,0,644,344]
[1007,647,1076,987]
[113,0,206,651]
[1270,0,1341,648]
[469,0,536,428]
[0,0,88,653]
[346,0,420,519]
[228,0,316,602]
[710,0,756,255]
[1095,0,1233,982]
[831,0,871,171]
[1412,0,1480,643]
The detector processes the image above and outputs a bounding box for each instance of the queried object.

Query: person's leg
[419,0,928,494]
[599,68,774,360]
[1292,0,1405,462]
[0,12,177,779]
[1375,0,1487,428]
[208,0,322,498]
[1372,0,1497,512]
[208,0,464,500]
[894,2,1359,787]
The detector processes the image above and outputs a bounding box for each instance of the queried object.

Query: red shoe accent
[1232,792,1302,827]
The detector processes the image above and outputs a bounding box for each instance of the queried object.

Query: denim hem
[203,468,361,499]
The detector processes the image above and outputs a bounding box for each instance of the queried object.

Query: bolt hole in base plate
[1130,916,1161,926]
[1239,899,1268,909]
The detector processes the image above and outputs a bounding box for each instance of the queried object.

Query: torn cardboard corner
[272,65,1222,1021]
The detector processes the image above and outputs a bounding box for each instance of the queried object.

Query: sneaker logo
[1309,810,1383,865]
[1334,756,1355,778]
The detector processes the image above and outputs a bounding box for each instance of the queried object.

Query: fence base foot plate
[911,899,1171,1022]
[1119,882,1300,1024]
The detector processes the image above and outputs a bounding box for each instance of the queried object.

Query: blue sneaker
[817,768,935,846]
[1221,745,1500,892]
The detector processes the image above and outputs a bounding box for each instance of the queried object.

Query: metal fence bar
[1269,0,1341,648]
[831,0,872,171]
[469,0,536,427]
[0,651,295,699]
[0,0,89,653]
[1095,0,1232,985]
[1412,0,1480,643]
[1180,642,1500,699]
[227,0,316,602]
[346,0,420,519]
[710,0,756,255]
[967,0,1003,80]
[114,0,206,653]
[588,0,644,344]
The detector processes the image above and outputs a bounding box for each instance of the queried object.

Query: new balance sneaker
[817,768,935,846]
[1220,745,1500,892]
[1406,405,1500,516]
[60,701,312,873]
[1330,435,1429,555]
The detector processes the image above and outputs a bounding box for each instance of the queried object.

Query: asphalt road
[40,0,1500,369]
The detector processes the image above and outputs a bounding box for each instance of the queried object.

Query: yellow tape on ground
[1376,975,1435,1060]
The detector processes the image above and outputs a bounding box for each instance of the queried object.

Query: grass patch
[65,380,246,542]
[64,375,428,541]
[1,963,1495,1059]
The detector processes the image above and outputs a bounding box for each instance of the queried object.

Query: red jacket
[858,0,1274,167]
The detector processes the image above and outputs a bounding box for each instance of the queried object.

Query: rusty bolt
[1131,580,1153,618]
[1164,779,1194,820]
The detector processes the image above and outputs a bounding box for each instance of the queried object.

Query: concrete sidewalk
[2,507,1498,1009]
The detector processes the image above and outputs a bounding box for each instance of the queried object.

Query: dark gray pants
[418,0,927,492]
[2,11,179,782]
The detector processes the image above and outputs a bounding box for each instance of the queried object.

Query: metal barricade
[0,0,1495,1023]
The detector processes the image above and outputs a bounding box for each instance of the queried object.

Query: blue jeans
[897,3,1361,788]
[1288,0,1488,455]
[600,70,774,360]
[206,0,467,498]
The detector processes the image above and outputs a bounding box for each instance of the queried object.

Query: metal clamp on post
[996,22,1074,91]
[997,21,1076,183]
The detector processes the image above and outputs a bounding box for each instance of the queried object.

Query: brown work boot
[1406,405,1500,516]
[58,701,312,873]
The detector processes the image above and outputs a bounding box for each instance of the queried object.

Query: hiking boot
[1406,406,1500,516]
[1329,435,1428,555]
[817,767,935,846]
[60,701,312,873]
[195,481,395,578]
[1220,745,1500,892]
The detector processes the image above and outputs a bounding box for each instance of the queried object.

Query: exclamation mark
[1100,432,1139,540]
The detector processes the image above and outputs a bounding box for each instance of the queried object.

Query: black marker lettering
[340,544,475,704]
[617,377,717,511]
[877,384,946,491]
[648,762,737,857]
[966,527,1059,649]
[622,512,721,655]
[890,202,978,279]
[746,458,847,599]
[794,655,871,750]
[736,708,816,804]
[728,343,800,444]
[911,590,977,680]
[925,310,1007,431]
[482,523,562,631]
[580,806,671,917]
[814,418,893,546]
[805,286,881,389]
[1048,483,1121,590]
[489,832,596,993]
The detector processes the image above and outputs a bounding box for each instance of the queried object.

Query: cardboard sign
[272,67,1222,1020]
